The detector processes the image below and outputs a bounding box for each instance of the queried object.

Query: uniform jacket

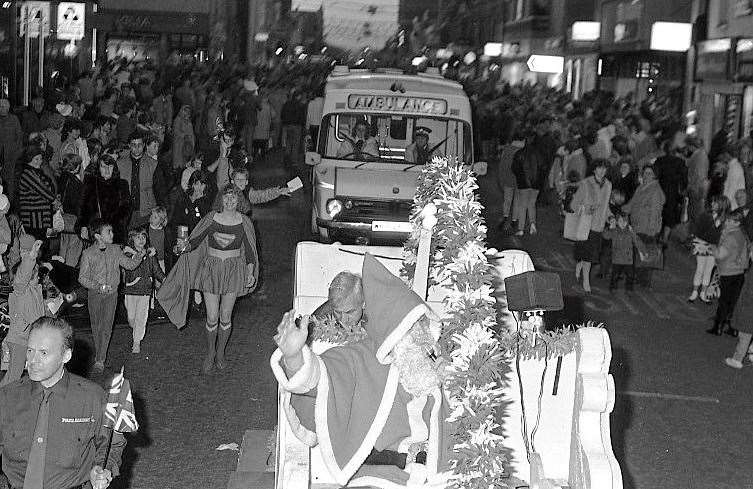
[0,371,126,489]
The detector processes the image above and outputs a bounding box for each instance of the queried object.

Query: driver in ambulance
[405,126,436,165]
[337,121,380,160]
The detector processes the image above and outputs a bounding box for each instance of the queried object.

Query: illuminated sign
[347,95,448,115]
[650,22,692,52]
[571,21,600,41]
[57,2,85,41]
[527,55,565,73]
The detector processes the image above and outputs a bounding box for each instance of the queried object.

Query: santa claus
[271,253,454,488]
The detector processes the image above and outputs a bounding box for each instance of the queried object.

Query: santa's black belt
[364,449,427,469]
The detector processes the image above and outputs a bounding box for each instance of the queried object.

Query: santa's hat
[362,253,433,364]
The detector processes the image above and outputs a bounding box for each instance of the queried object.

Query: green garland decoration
[402,157,516,488]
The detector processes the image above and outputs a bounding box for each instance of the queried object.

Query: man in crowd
[21,95,51,136]
[0,98,24,200]
[0,317,125,489]
[117,131,158,227]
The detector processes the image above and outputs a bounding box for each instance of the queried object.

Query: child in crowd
[602,211,646,292]
[123,226,165,353]
[0,237,63,386]
[688,195,727,302]
[78,219,145,373]
[148,206,167,272]
[707,208,751,337]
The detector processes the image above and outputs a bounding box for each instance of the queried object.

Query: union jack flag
[104,368,139,433]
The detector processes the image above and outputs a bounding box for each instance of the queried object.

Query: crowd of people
[480,83,753,369]
[0,56,334,380]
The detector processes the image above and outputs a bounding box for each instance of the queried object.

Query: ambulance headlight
[326,199,343,218]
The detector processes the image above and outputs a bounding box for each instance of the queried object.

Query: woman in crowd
[17,145,57,242]
[707,208,750,337]
[158,183,259,373]
[570,159,612,292]
[653,138,688,244]
[59,118,90,176]
[622,165,666,288]
[172,104,195,169]
[78,154,130,244]
[721,147,746,211]
[166,169,211,271]
[687,195,728,303]
[57,153,85,266]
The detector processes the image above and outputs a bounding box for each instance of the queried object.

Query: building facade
[688,0,753,148]
[496,0,598,95]
[597,0,693,107]
[95,0,209,63]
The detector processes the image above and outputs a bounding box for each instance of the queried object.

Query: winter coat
[602,226,645,265]
[570,175,613,232]
[77,175,131,243]
[623,179,666,236]
[512,145,546,190]
[123,252,166,296]
[724,158,746,210]
[253,101,275,140]
[654,154,688,228]
[714,221,750,276]
[496,144,520,190]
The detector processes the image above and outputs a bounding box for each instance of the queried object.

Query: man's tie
[23,389,52,489]
[131,156,141,216]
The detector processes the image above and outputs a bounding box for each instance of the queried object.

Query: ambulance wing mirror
[472,161,488,176]
[305,152,322,166]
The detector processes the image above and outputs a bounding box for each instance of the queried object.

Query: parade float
[265,156,622,489]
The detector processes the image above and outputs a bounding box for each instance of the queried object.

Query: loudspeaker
[504,271,564,312]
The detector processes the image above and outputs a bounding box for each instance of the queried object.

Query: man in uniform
[404,126,435,165]
[0,317,125,489]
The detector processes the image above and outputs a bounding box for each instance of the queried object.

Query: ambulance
[306,66,475,244]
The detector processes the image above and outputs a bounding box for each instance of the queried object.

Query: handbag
[563,207,592,241]
[637,238,664,269]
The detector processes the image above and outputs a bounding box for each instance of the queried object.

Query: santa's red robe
[272,254,454,488]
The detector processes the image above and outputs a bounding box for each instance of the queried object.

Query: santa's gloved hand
[274,310,309,373]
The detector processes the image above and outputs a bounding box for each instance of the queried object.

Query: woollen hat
[361,253,431,364]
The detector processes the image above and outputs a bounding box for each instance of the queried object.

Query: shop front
[94,8,209,63]
[694,38,753,150]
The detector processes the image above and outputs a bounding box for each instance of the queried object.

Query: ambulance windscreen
[318,114,472,165]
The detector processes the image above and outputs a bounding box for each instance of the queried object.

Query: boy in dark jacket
[602,211,646,291]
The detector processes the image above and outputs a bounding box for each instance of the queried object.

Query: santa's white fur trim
[348,475,449,488]
[315,359,401,486]
[280,391,318,446]
[270,346,319,394]
[376,304,428,365]
[426,387,442,479]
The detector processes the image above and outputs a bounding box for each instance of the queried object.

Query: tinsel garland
[402,156,515,489]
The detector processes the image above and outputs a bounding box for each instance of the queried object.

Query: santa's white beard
[392,337,443,398]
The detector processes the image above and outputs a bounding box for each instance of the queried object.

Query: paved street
[62,154,753,489]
